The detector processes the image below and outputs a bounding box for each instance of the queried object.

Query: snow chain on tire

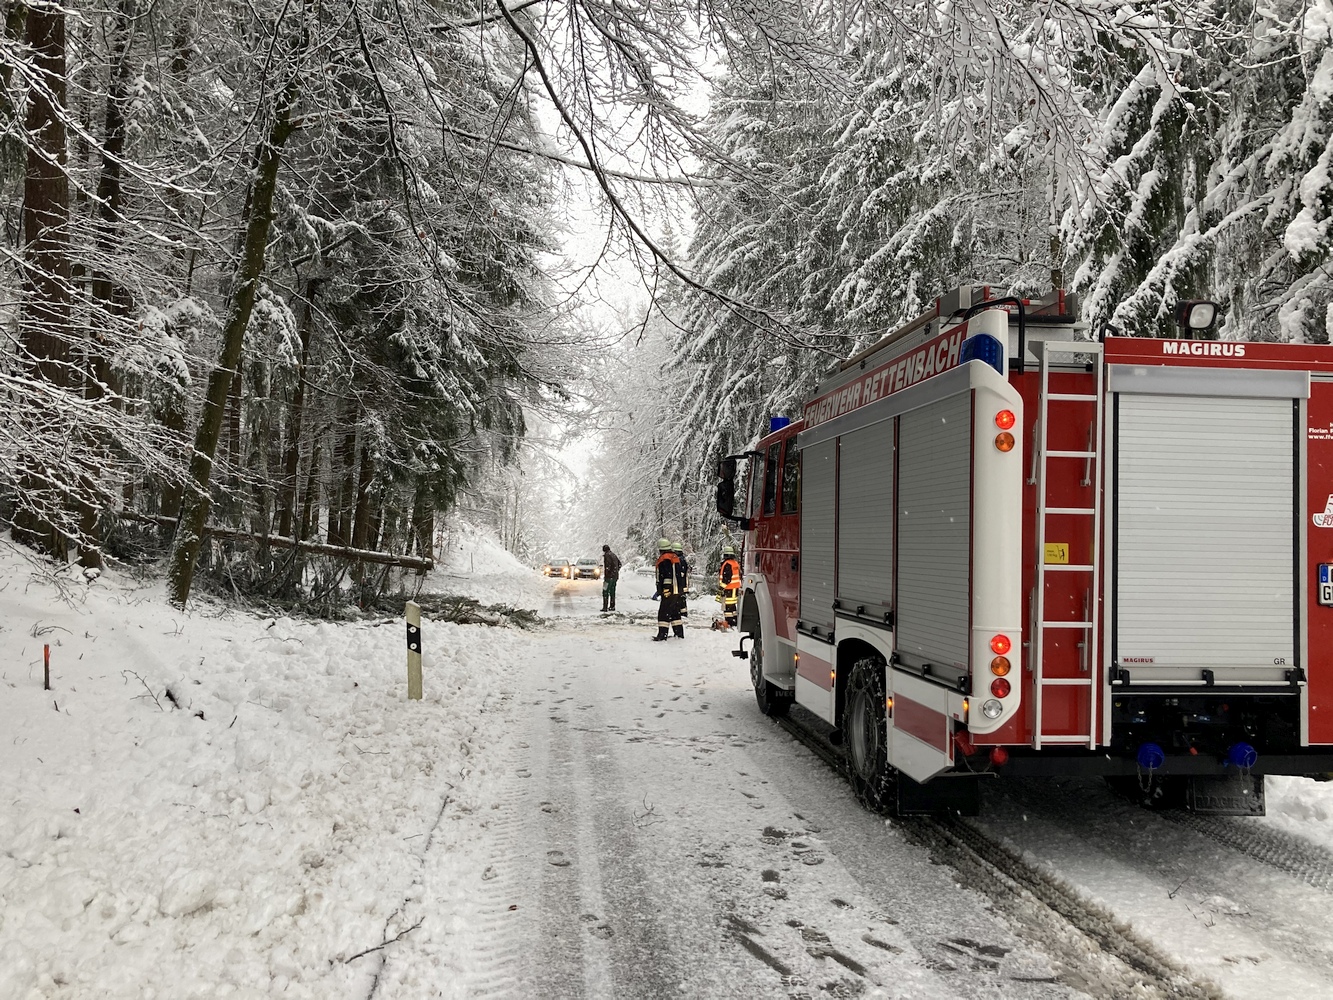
[845,656,893,812]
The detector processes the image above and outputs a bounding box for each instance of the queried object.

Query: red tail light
[989,634,1011,655]
[990,678,1012,698]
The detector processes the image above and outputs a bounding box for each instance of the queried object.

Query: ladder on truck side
[1030,340,1104,750]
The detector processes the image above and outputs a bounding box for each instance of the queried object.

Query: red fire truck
[716,285,1333,815]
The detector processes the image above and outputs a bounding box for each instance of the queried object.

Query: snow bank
[422,519,551,609]
[0,542,524,999]
[1263,775,1333,844]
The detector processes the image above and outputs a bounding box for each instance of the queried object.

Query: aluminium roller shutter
[897,393,972,669]
[836,420,895,614]
[799,439,837,631]
[1115,394,1295,672]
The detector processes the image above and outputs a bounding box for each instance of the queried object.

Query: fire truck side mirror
[717,457,750,527]
[716,458,737,517]
[716,477,735,518]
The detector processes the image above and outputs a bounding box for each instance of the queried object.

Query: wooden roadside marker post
[406,601,422,700]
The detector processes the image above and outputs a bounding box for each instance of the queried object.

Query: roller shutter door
[836,421,895,614]
[1116,394,1295,673]
[897,393,972,669]
[799,439,837,631]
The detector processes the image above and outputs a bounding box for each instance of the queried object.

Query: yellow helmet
[723,545,736,555]
[658,537,672,551]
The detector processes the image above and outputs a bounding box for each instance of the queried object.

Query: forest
[3,1,1332,606]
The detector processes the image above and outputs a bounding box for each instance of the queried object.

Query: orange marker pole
[43,644,50,691]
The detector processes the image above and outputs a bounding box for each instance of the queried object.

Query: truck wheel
[750,634,791,717]
[846,656,893,812]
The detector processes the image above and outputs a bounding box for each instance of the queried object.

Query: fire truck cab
[718,286,1333,815]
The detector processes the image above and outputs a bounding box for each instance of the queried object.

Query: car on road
[541,558,574,578]
[572,557,601,580]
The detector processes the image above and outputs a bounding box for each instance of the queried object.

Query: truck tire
[750,634,791,717]
[846,656,894,812]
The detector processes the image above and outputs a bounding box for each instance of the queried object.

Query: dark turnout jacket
[603,549,622,580]
[655,551,682,596]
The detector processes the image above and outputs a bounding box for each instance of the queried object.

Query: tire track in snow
[536,673,685,997]
[1160,811,1333,893]
[776,714,1221,1000]
[900,816,1224,1000]
[531,678,600,995]
[450,733,540,999]
[368,687,541,998]
[982,776,1333,997]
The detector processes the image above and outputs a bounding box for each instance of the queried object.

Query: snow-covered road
[390,595,1074,998]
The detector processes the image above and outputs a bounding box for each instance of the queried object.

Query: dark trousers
[657,593,684,637]
[602,577,617,609]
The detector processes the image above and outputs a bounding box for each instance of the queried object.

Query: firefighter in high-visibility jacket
[653,537,685,641]
[718,545,741,629]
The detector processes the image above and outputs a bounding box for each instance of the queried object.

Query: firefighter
[652,537,685,641]
[674,541,690,618]
[718,544,741,629]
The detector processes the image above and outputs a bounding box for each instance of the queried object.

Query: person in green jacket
[601,544,621,612]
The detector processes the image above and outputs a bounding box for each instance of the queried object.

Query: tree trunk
[299,443,321,542]
[13,3,72,559]
[411,478,434,563]
[20,4,71,388]
[1,4,29,118]
[351,444,375,551]
[336,413,358,545]
[70,0,139,572]
[131,513,432,569]
[325,424,342,545]
[279,280,320,537]
[368,503,384,554]
[168,53,302,606]
[157,395,189,520]
[224,363,244,493]
[89,0,136,341]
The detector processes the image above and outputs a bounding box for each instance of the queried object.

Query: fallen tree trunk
[125,512,433,571]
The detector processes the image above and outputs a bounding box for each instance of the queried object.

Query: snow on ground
[3,528,1333,999]
[1264,775,1333,844]
[419,522,552,610]
[0,542,532,998]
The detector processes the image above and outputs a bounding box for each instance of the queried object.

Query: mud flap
[896,773,980,817]
[1186,773,1265,816]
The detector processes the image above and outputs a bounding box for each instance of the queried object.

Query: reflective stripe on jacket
[719,558,741,592]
